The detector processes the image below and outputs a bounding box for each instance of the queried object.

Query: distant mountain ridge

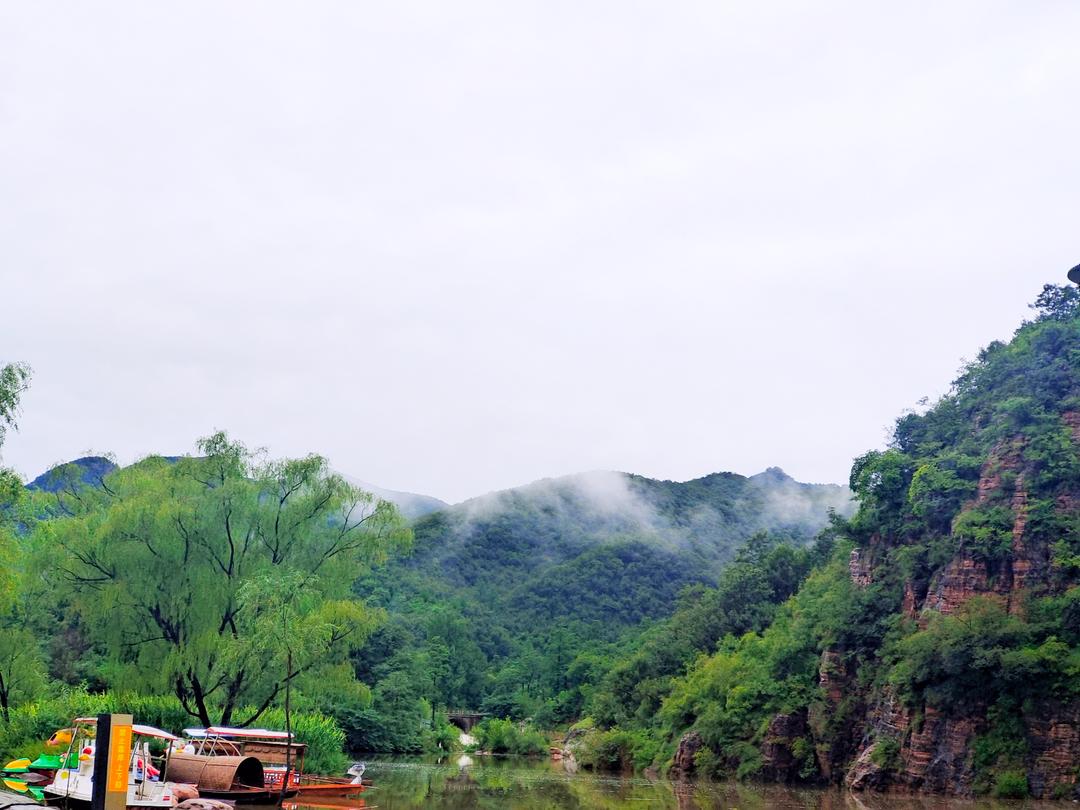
[27,456,118,492]
[23,456,448,521]
[414,465,851,580]
[366,466,852,645]
[337,474,448,520]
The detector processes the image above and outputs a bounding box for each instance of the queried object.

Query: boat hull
[295,783,366,797]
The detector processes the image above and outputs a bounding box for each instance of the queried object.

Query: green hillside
[348,467,850,749]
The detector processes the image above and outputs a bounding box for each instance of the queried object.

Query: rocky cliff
[831,418,1080,798]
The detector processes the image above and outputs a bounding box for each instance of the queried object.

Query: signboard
[91,713,132,810]
[107,718,132,795]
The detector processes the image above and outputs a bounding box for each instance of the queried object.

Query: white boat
[43,717,181,809]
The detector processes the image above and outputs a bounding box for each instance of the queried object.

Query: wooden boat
[40,717,182,809]
[179,728,367,799]
[292,771,367,798]
[165,752,273,804]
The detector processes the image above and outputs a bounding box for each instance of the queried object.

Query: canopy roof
[73,718,179,741]
[184,726,294,740]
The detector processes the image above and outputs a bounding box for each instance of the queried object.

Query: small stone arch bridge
[447,710,489,732]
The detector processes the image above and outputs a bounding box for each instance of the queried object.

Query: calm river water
[284,756,1073,810]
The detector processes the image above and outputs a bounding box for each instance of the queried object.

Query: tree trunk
[188,673,212,727]
[0,672,8,723]
[279,649,293,806]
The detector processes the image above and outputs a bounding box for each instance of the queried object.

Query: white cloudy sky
[2,1,1078,503]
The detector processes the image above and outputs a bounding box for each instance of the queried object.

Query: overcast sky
[2,2,1078,503]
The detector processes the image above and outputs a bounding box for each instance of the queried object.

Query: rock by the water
[669,731,704,780]
[845,743,887,791]
[175,799,232,810]
[169,784,200,802]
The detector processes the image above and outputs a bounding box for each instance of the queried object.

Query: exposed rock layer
[823,417,1080,798]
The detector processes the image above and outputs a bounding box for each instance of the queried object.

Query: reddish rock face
[818,649,847,707]
[1026,701,1080,799]
[1008,474,1034,609]
[845,743,887,791]
[849,548,872,587]
[896,707,981,794]
[760,712,809,783]
[901,581,918,619]
[840,422,1080,798]
[921,552,1006,617]
[1063,411,1080,445]
[812,650,865,783]
[669,731,704,780]
[975,439,1025,505]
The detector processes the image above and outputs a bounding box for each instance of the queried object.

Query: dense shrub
[472,718,547,755]
[576,727,660,772]
[993,771,1030,799]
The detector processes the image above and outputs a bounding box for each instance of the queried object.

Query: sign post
[90,714,132,810]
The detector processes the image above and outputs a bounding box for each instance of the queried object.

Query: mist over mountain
[337,473,448,520]
[409,466,852,588]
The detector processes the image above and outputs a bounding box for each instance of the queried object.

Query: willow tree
[35,432,411,726]
[0,362,47,720]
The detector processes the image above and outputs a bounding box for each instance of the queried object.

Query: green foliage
[32,432,410,726]
[952,506,1014,562]
[0,362,31,451]
[886,598,1073,711]
[908,456,979,531]
[971,701,1030,795]
[1031,282,1080,322]
[473,718,547,755]
[424,713,461,752]
[576,727,659,772]
[654,555,853,771]
[589,532,824,729]
[869,738,900,771]
[993,771,1030,799]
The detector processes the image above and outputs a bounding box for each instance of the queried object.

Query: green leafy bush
[869,738,900,771]
[952,507,1014,562]
[993,770,1029,799]
[577,727,659,772]
[472,718,547,756]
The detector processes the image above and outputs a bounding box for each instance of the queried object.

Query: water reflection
[275,757,1071,810]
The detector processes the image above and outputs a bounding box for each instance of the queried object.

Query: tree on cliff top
[34,431,412,726]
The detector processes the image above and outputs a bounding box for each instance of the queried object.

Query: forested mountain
[410,467,849,585]
[571,284,1080,799]
[347,467,850,750]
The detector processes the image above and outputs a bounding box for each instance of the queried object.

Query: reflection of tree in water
[359,760,1016,810]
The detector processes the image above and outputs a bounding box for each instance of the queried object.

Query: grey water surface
[284,756,1072,810]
